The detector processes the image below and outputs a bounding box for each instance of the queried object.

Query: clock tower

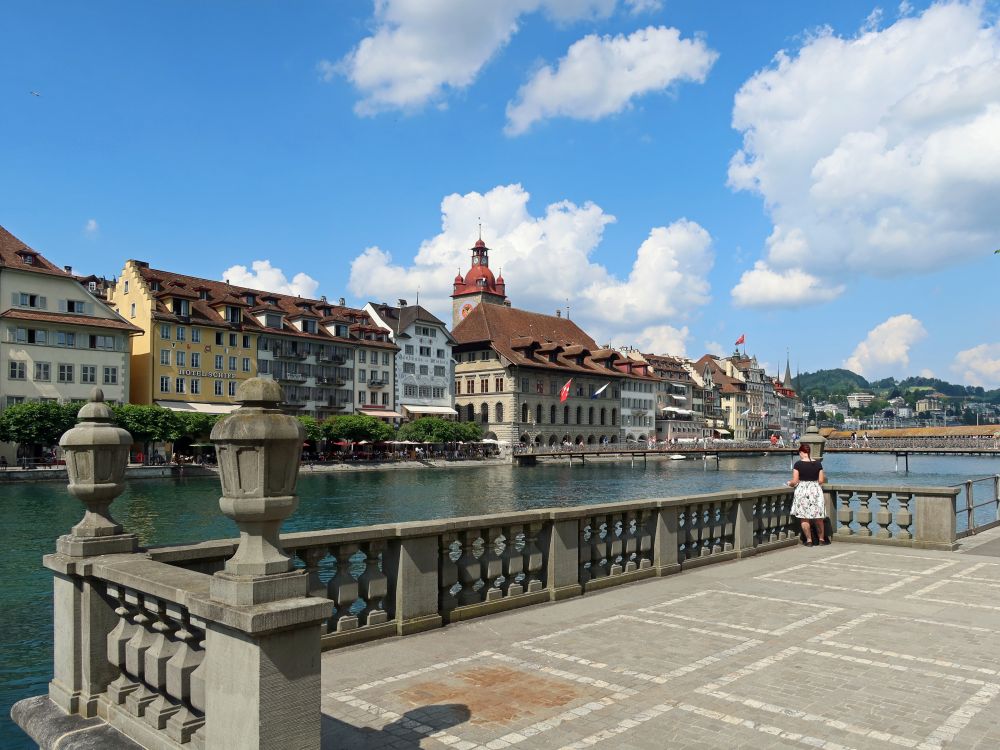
[451,238,507,328]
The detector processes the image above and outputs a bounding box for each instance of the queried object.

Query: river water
[3,452,998,747]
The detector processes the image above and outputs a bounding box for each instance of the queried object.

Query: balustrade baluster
[298,546,330,599]
[501,525,524,596]
[142,597,182,729]
[578,518,593,583]
[637,510,653,569]
[752,499,764,546]
[591,515,609,577]
[327,543,360,631]
[837,491,855,536]
[123,591,158,717]
[721,501,734,552]
[439,533,459,612]
[186,621,207,750]
[778,495,792,539]
[623,512,638,573]
[856,492,874,537]
[710,502,722,554]
[357,541,389,625]
[896,493,913,540]
[684,505,698,560]
[699,505,712,557]
[105,584,140,705]
[522,522,544,593]
[479,528,504,601]
[768,497,780,543]
[165,609,205,745]
[456,530,482,605]
[608,514,624,575]
[875,491,893,539]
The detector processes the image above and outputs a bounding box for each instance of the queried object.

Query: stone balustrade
[11,382,967,750]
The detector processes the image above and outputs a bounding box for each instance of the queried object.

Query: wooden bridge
[513,444,1000,470]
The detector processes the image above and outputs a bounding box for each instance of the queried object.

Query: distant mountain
[796,369,870,397]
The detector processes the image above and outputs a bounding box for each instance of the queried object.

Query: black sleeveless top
[794,460,823,482]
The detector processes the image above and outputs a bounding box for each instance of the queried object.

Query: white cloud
[703,340,724,356]
[919,368,935,378]
[728,2,1000,305]
[84,219,99,235]
[625,0,662,12]
[347,183,713,352]
[731,261,845,308]
[633,325,689,357]
[505,25,717,135]
[843,314,927,377]
[334,0,620,115]
[952,343,1000,388]
[222,260,320,299]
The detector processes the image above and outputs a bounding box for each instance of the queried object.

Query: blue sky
[3,0,999,386]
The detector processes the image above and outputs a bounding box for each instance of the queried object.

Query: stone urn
[211,377,305,579]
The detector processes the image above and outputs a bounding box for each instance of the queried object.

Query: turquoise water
[3,452,998,747]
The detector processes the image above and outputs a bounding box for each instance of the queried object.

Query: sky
[2,0,999,387]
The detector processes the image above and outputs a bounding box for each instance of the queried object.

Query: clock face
[461,302,475,319]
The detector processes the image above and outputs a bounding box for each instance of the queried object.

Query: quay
[12,381,1000,749]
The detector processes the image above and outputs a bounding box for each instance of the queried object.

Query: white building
[847,392,876,409]
[1,225,140,461]
[365,300,457,421]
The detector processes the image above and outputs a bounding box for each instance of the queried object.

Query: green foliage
[796,369,871,401]
[396,417,482,443]
[297,415,323,443]
[112,404,184,444]
[174,412,220,441]
[0,401,81,447]
[322,414,394,443]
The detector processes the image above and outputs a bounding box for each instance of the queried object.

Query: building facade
[365,300,456,420]
[1,226,140,460]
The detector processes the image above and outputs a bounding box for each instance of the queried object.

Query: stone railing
[12,382,966,750]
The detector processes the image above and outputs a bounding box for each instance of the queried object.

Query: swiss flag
[559,379,573,402]
[735,334,746,346]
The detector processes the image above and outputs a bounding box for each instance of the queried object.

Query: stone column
[46,388,138,717]
[653,504,681,575]
[383,535,445,636]
[204,378,332,750]
[543,516,583,601]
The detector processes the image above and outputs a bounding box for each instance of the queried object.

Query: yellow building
[107,261,258,414]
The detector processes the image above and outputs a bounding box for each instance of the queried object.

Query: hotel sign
[177,369,237,379]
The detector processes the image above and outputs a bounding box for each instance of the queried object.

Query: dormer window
[264,313,283,329]
[245,294,255,306]
[225,306,241,323]
[22,254,33,265]
[301,319,317,334]
[149,281,161,292]
[172,298,190,316]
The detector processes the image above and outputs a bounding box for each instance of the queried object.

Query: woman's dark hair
[798,443,811,456]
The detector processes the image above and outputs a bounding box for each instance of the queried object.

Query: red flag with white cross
[560,379,573,402]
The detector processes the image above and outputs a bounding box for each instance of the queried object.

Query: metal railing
[954,475,1000,538]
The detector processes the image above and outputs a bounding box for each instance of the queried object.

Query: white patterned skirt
[791,481,825,519]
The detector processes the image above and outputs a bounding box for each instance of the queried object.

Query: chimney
[556,309,561,318]
[504,300,512,307]
[64,265,73,274]
[338,297,346,306]
[398,299,407,307]
[321,295,327,302]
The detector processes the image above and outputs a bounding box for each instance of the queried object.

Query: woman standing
[787,443,829,546]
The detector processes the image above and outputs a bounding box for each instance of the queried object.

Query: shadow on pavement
[322,703,471,749]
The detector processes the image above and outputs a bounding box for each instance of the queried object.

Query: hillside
[795,369,1000,404]
[795,369,870,398]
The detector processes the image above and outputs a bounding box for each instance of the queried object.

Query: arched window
[612,408,618,426]
[588,406,594,425]
[563,405,570,424]
[466,404,474,422]
[550,404,557,424]
[536,404,543,424]
[521,403,529,423]
[480,403,489,423]
[495,402,504,422]
[600,407,606,425]
[576,406,582,424]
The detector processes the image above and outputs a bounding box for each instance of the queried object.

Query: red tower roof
[452,238,507,299]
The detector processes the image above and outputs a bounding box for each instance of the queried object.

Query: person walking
[787,443,829,546]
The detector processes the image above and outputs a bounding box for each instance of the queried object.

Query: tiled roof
[129,262,398,350]
[0,225,73,277]
[452,303,625,377]
[1,308,143,332]
[368,302,450,339]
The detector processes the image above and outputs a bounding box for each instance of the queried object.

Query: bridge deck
[321,530,1000,749]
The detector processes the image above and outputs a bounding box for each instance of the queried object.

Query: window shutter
[38,296,47,310]
[11,293,18,306]
[58,300,66,312]
[86,302,95,315]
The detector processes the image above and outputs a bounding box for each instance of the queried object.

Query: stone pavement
[321,531,1000,750]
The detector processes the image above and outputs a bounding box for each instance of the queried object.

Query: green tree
[112,404,183,452]
[0,401,81,450]
[297,415,323,443]
[322,414,394,443]
[174,412,221,441]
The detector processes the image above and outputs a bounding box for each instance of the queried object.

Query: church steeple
[783,352,793,389]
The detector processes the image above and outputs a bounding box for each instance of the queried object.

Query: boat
[669,454,687,460]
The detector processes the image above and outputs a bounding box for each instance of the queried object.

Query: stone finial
[799,420,827,459]
[57,388,137,556]
[210,377,307,604]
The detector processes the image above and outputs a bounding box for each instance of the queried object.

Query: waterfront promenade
[321,533,1000,750]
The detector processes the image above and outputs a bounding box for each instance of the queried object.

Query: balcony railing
[367,379,387,389]
[275,350,308,361]
[277,373,308,383]
[319,354,347,366]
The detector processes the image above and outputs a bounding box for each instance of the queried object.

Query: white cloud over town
[731,261,844,308]
[332,0,624,115]
[843,314,926,377]
[348,183,712,355]
[505,25,717,135]
[952,343,1000,389]
[83,219,99,236]
[728,1,1000,307]
[221,260,320,299]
